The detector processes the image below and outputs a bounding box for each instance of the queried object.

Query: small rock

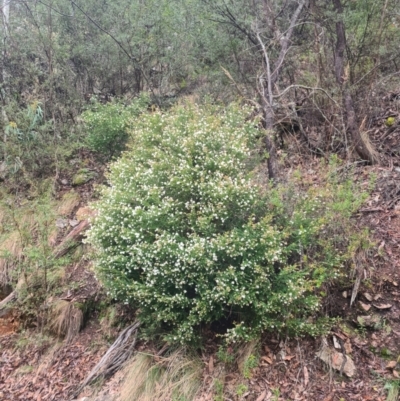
[342,291,348,298]
[386,361,397,370]
[69,219,79,227]
[374,294,383,301]
[359,301,371,312]
[316,345,356,377]
[61,179,68,185]
[393,370,399,378]
[56,218,68,228]
[373,303,392,310]
[363,292,373,302]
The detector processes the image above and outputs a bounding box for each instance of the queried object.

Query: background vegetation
[0,0,398,375]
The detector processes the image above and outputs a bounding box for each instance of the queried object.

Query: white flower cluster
[87,104,354,343]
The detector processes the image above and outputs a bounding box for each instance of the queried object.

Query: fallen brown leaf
[284,355,296,361]
[373,303,393,310]
[344,339,353,354]
[386,361,397,370]
[208,356,214,374]
[261,356,272,364]
[303,366,309,387]
[322,392,335,401]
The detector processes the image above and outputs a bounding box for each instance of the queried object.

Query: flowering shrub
[81,94,149,159]
[87,104,367,343]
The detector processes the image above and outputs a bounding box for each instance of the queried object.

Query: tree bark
[2,0,10,82]
[332,0,376,163]
[1,0,10,132]
[260,0,308,181]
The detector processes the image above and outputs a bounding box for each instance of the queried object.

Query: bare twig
[256,31,273,107]
[271,0,309,84]
[273,84,339,106]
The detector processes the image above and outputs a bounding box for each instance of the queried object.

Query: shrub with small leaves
[81,94,149,159]
[87,103,368,343]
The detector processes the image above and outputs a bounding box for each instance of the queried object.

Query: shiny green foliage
[87,104,369,343]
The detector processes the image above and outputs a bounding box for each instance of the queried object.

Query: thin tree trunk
[1,0,10,149]
[263,104,279,181]
[2,0,10,44]
[2,0,10,84]
[260,0,308,181]
[332,0,376,163]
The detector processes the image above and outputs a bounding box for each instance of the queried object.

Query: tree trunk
[332,0,376,164]
[262,102,279,182]
[2,0,10,84]
[1,0,10,135]
[260,0,308,181]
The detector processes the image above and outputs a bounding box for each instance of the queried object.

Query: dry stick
[350,251,366,307]
[72,321,141,400]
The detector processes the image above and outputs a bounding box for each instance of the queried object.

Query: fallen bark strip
[71,321,141,400]
[53,219,90,259]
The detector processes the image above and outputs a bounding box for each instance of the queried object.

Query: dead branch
[273,84,339,106]
[72,321,141,399]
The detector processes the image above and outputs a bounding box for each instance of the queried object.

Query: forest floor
[1,160,400,401]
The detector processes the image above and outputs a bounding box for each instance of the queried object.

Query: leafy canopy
[87,103,366,343]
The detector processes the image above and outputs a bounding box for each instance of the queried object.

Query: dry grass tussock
[0,231,23,286]
[57,191,80,216]
[49,300,83,343]
[359,117,379,164]
[120,348,203,401]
